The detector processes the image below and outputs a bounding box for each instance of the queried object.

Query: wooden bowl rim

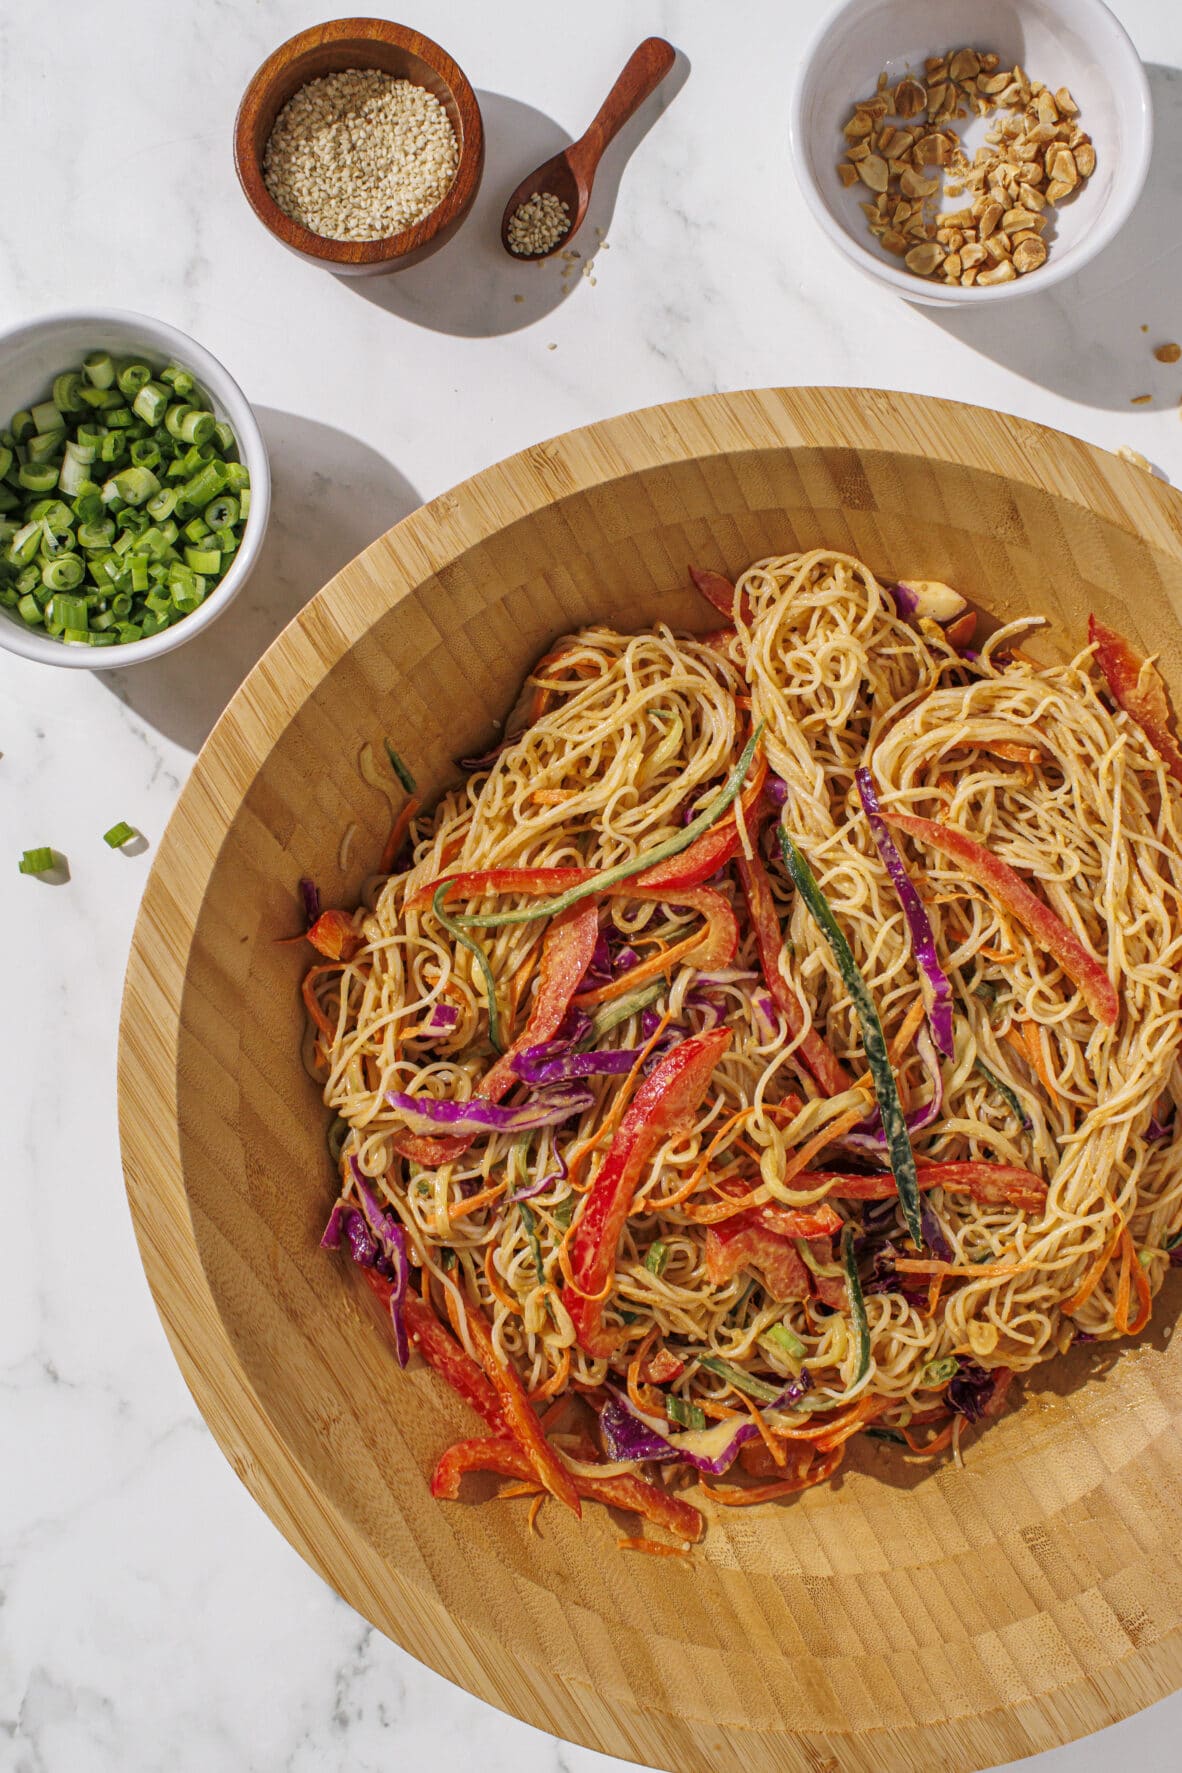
[118,388,1182,1770]
[233,15,484,266]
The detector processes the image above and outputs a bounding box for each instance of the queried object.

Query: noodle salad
[299,550,1182,1552]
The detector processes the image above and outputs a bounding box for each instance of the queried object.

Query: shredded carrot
[893,1258,1028,1278]
[506,943,539,1027]
[980,740,1043,768]
[527,1493,546,1534]
[1020,1019,1060,1103]
[483,1238,520,1315]
[926,1274,944,1318]
[378,794,422,874]
[689,1103,869,1224]
[890,996,928,1064]
[741,1392,787,1467]
[645,1105,755,1213]
[978,946,1021,964]
[626,1329,663,1415]
[1061,1216,1124,1315]
[498,1480,543,1500]
[1114,1227,1153,1335]
[450,1179,510,1223]
[573,928,703,1008]
[812,1396,889,1452]
[528,1342,571,1403]
[617,1536,691,1557]
[900,1418,956,1457]
[301,964,342,1039]
[705,1444,844,1504]
[530,789,580,806]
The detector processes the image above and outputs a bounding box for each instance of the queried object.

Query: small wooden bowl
[234,17,484,276]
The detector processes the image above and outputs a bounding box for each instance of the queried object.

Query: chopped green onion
[519,1201,545,1284]
[432,880,503,1053]
[116,361,152,399]
[132,381,169,426]
[82,351,116,389]
[697,1355,782,1402]
[11,410,34,442]
[103,820,137,849]
[26,431,66,465]
[48,592,89,634]
[841,1223,871,1387]
[644,1241,669,1278]
[974,1057,1033,1131]
[764,1322,806,1361]
[17,592,42,624]
[41,554,84,592]
[920,1356,958,1386]
[666,1394,707,1431]
[161,365,195,396]
[184,547,220,575]
[30,400,60,434]
[18,846,56,875]
[18,462,58,493]
[779,825,924,1251]
[458,727,764,933]
[384,740,417,793]
[52,372,85,414]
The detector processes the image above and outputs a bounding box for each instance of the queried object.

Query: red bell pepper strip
[359,1267,505,1431]
[704,1218,811,1301]
[563,1027,731,1357]
[736,848,853,1095]
[641,1347,685,1385]
[458,1297,582,1516]
[430,1436,705,1542]
[1089,615,1182,788]
[688,565,751,626]
[636,744,768,891]
[886,811,1119,1027]
[394,899,600,1167]
[304,908,364,961]
[792,1161,1048,1213]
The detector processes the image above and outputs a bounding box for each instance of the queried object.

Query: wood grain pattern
[234,17,484,275]
[119,388,1182,1772]
[500,37,675,259]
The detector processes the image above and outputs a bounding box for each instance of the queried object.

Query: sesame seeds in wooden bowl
[234,18,484,276]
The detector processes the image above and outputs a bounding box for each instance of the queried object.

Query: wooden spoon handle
[570,37,676,177]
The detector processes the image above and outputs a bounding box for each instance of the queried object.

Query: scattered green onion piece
[764,1323,806,1361]
[920,1356,958,1386]
[666,1394,707,1431]
[779,825,925,1251]
[41,555,84,592]
[645,1241,669,1278]
[697,1355,782,1402]
[974,1057,1033,1131]
[383,739,417,793]
[103,821,137,849]
[19,846,56,875]
[432,880,503,1052]
[458,726,764,933]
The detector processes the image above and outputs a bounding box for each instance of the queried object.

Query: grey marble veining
[3,2,1181,1769]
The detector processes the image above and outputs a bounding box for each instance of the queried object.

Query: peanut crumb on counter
[1130,394,1152,405]
[1155,342,1181,364]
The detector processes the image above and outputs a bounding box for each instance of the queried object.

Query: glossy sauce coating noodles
[305,550,1182,1532]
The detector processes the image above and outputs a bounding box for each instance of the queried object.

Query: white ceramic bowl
[0,309,270,669]
[789,0,1153,306]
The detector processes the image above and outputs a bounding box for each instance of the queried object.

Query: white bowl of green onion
[0,309,270,668]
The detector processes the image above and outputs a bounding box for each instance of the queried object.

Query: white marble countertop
[4,2,1182,1768]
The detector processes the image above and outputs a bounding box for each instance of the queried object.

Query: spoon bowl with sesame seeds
[501,36,675,260]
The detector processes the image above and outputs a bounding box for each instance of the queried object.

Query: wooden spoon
[501,37,677,260]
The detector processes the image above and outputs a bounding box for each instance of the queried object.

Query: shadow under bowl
[234,16,484,276]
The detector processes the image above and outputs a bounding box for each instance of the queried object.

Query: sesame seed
[507,191,571,257]
[262,69,458,242]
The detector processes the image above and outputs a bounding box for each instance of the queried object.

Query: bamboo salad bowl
[119,389,1182,1772]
